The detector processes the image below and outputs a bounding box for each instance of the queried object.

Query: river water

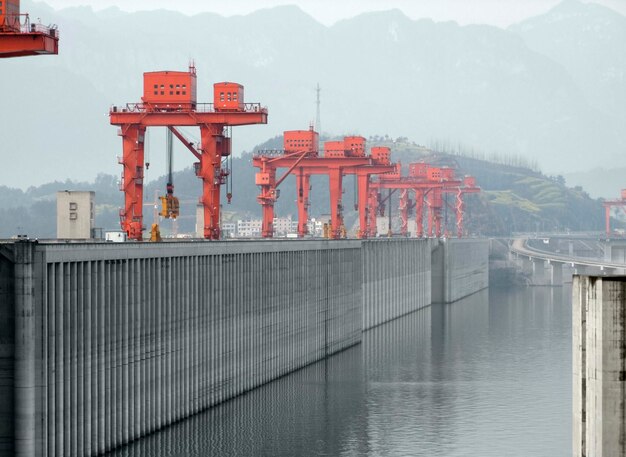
[111,286,571,456]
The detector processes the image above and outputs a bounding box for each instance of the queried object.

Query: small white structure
[56,191,95,239]
[105,231,127,243]
[195,204,203,238]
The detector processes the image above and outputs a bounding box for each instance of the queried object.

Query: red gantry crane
[110,65,267,240]
[0,0,58,58]
[253,127,396,239]
[602,189,626,238]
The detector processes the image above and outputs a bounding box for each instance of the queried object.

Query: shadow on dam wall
[0,237,488,456]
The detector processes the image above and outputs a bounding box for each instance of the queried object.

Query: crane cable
[166,128,174,195]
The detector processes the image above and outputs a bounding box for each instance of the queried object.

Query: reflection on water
[110,287,571,457]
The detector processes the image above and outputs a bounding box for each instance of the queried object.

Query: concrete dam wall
[432,239,490,304]
[361,239,431,330]
[0,238,487,456]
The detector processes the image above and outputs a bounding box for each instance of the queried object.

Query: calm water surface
[111,286,571,456]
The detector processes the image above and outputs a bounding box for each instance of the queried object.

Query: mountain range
[0,0,624,195]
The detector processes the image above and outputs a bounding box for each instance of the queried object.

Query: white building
[56,191,95,239]
[222,222,236,238]
[237,219,262,237]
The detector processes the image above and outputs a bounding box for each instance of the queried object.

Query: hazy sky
[38,0,626,27]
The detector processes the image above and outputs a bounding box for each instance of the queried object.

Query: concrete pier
[0,237,489,456]
[532,259,546,284]
[573,276,626,457]
[549,262,563,286]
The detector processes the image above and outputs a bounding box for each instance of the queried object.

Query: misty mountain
[510,0,626,121]
[1,0,624,190]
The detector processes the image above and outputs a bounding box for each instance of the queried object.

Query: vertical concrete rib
[104,261,115,450]
[122,258,129,445]
[139,259,147,438]
[165,257,172,423]
[133,258,141,441]
[76,262,84,457]
[148,258,155,432]
[46,264,55,457]
[83,261,91,456]
[13,242,35,457]
[114,261,121,449]
[54,262,64,456]
[155,257,162,430]
[572,275,587,457]
[62,261,71,457]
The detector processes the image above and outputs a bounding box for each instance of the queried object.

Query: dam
[0,237,488,457]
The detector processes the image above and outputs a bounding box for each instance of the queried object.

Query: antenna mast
[315,83,321,138]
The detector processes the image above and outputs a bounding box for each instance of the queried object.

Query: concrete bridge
[510,237,626,286]
[0,237,488,457]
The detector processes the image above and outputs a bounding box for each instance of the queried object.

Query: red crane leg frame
[120,125,146,239]
[415,189,424,238]
[434,189,443,238]
[329,168,344,239]
[296,171,310,237]
[258,164,277,238]
[357,174,370,238]
[199,125,225,239]
[426,191,434,237]
[456,189,464,238]
[367,189,379,237]
[399,189,409,236]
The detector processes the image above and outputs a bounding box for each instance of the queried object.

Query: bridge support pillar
[549,262,563,286]
[532,259,547,285]
[521,257,533,275]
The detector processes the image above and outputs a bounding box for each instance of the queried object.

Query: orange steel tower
[110,66,267,240]
[0,0,58,57]
[253,128,395,239]
[602,189,626,237]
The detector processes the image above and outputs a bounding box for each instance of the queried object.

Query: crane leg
[427,192,434,237]
[400,189,409,237]
[262,169,277,238]
[367,190,379,237]
[199,126,222,240]
[357,174,369,239]
[415,190,424,238]
[456,189,464,238]
[120,124,146,240]
[329,168,343,239]
[296,171,310,237]
[261,198,274,238]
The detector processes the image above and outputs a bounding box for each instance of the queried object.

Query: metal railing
[110,102,266,114]
[0,14,59,37]
[254,149,286,158]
